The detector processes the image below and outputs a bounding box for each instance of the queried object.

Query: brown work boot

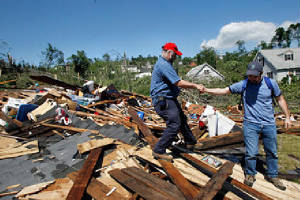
[265,177,286,190]
[244,174,256,187]
[152,152,173,162]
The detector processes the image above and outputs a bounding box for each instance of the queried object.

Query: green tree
[195,47,217,68]
[258,40,274,50]
[69,50,90,77]
[288,23,300,47]
[236,40,246,54]
[182,57,193,65]
[41,43,64,68]
[271,27,288,48]
[102,53,110,62]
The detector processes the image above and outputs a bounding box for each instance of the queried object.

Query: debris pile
[0,76,299,200]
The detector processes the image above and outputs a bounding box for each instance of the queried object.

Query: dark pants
[153,98,197,154]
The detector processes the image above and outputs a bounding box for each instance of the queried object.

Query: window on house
[285,53,293,61]
[257,57,264,66]
[204,69,210,75]
[267,72,273,78]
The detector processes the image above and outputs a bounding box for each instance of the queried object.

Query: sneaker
[152,152,173,162]
[265,177,286,190]
[244,174,256,187]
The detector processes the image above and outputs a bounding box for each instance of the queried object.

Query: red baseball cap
[162,43,182,55]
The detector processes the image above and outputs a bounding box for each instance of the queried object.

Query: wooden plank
[66,147,103,200]
[69,110,137,129]
[0,79,17,85]
[128,107,198,200]
[30,75,80,91]
[0,140,39,160]
[195,161,234,200]
[128,107,158,148]
[40,123,99,134]
[86,99,119,108]
[120,90,151,101]
[122,167,185,200]
[109,169,172,200]
[180,153,273,200]
[68,171,125,200]
[0,191,19,197]
[195,131,244,150]
[77,138,115,154]
[0,133,30,141]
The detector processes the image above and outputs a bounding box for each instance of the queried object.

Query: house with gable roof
[254,48,300,82]
[186,63,224,81]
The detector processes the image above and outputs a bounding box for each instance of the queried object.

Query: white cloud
[279,20,294,30]
[201,20,296,50]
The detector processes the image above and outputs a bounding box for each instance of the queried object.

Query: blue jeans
[243,121,278,178]
[153,98,197,154]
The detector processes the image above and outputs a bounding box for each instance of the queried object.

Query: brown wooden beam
[194,161,234,200]
[195,131,244,150]
[66,147,103,200]
[109,167,185,200]
[180,153,272,200]
[68,171,125,200]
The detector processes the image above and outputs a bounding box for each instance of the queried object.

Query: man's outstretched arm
[175,80,204,93]
[203,87,231,95]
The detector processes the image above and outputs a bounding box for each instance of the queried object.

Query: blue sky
[0,0,299,65]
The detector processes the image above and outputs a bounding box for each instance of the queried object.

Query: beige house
[186,63,224,81]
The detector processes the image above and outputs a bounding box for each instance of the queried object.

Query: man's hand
[285,117,292,129]
[196,84,205,93]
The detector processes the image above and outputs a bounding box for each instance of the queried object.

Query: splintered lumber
[121,90,152,101]
[30,75,80,91]
[109,167,185,200]
[69,110,137,129]
[0,191,19,197]
[40,123,99,134]
[128,107,158,148]
[86,99,119,108]
[16,181,55,198]
[195,131,244,150]
[195,161,234,200]
[180,153,272,200]
[66,147,103,200]
[77,138,115,154]
[0,140,39,159]
[128,107,198,200]
[0,133,30,141]
[0,79,17,85]
[20,178,73,200]
[68,171,125,200]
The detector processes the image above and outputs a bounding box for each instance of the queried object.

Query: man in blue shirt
[150,43,203,161]
[202,61,291,190]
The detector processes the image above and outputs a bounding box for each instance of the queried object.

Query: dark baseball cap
[246,61,263,76]
[162,43,182,55]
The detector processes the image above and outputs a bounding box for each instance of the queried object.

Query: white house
[186,63,224,81]
[135,72,151,79]
[254,48,300,82]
